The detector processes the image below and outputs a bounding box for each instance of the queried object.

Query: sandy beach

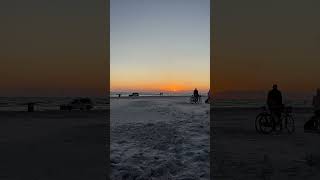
[0,110,107,180]
[213,107,320,180]
[111,96,210,179]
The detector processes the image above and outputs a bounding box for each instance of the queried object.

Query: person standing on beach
[304,89,320,132]
[267,84,283,130]
[194,88,199,102]
[205,89,211,104]
[312,89,320,114]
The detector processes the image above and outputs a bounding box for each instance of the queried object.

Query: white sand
[213,107,320,180]
[110,97,210,179]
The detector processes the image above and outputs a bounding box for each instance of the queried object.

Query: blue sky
[110,0,210,92]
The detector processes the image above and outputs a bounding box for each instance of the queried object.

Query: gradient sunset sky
[110,0,210,93]
[212,0,320,95]
[3,0,318,97]
[0,0,107,96]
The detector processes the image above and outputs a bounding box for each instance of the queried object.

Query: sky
[212,0,320,96]
[0,0,107,96]
[110,0,210,93]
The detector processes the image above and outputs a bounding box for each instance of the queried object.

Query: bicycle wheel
[255,113,265,133]
[189,97,194,104]
[285,115,295,134]
[259,114,274,134]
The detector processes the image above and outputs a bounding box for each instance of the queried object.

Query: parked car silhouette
[129,93,139,97]
[60,98,94,111]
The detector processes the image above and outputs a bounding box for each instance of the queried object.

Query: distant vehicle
[129,93,139,97]
[60,98,94,111]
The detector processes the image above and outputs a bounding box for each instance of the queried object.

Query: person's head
[272,84,278,90]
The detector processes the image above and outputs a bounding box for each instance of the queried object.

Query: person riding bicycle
[193,88,200,102]
[267,84,283,130]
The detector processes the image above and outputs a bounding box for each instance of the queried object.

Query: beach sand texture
[213,107,320,180]
[0,110,107,180]
[111,97,210,179]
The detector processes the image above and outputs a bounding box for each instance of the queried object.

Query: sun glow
[159,84,188,92]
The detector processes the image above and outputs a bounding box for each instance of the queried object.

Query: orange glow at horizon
[111,82,209,92]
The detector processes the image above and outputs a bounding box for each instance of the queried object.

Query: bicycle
[255,106,295,134]
[190,95,202,104]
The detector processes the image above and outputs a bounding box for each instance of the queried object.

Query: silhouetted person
[194,88,199,102]
[27,103,35,112]
[267,84,283,130]
[305,89,320,132]
[205,89,211,104]
[313,89,320,113]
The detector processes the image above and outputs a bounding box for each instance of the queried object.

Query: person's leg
[277,111,282,131]
[270,111,277,131]
[270,109,281,131]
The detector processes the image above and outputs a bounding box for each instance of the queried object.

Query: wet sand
[212,107,320,180]
[0,110,107,180]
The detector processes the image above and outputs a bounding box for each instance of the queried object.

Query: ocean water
[212,99,312,108]
[0,97,108,111]
[0,96,312,111]
[110,92,194,97]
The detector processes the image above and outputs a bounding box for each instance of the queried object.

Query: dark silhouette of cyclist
[194,88,199,102]
[267,84,283,130]
[205,89,211,104]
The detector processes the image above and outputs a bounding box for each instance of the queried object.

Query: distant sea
[110,92,196,97]
[0,97,108,111]
[0,95,312,111]
[213,98,312,108]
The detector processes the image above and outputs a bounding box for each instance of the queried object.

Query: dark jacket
[267,89,282,109]
[194,89,199,97]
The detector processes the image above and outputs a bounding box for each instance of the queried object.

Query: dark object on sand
[129,92,139,97]
[60,98,94,111]
[205,97,212,104]
[304,111,320,133]
[27,103,35,112]
[118,94,121,98]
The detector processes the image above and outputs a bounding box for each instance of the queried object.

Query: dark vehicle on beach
[60,98,94,111]
[129,93,139,97]
[255,106,294,134]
